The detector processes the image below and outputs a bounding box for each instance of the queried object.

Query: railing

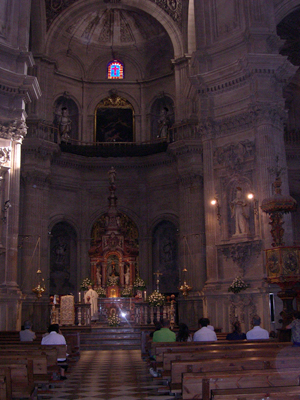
[49,299,176,327]
[26,120,199,147]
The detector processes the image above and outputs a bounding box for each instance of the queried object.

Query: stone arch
[49,221,77,296]
[44,0,184,58]
[275,0,300,24]
[152,219,179,294]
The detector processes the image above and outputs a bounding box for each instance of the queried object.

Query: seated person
[41,323,68,379]
[226,320,246,340]
[150,319,176,377]
[176,323,192,342]
[19,320,36,341]
[193,317,217,342]
[246,315,269,340]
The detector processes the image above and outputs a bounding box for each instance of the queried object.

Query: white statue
[124,266,130,286]
[96,267,102,286]
[230,187,249,235]
[108,167,116,184]
[157,107,170,139]
[84,285,99,322]
[58,107,72,142]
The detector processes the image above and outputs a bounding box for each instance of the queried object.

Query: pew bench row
[150,340,299,400]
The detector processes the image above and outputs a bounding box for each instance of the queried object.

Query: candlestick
[143,290,147,302]
[79,292,81,302]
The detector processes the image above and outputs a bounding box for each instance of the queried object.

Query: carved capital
[0,121,27,142]
[249,103,287,127]
[214,140,255,172]
[218,240,262,272]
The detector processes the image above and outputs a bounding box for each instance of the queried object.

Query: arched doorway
[49,222,77,295]
[94,94,134,143]
[152,220,179,294]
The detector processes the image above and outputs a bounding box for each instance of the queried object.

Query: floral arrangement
[107,313,121,327]
[133,276,146,289]
[107,275,119,287]
[80,277,93,291]
[121,287,132,297]
[148,290,165,307]
[228,276,250,294]
[96,287,106,297]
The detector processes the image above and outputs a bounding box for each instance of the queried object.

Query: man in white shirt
[246,315,269,340]
[193,317,217,342]
[41,324,68,379]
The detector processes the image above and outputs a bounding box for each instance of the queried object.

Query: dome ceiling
[64,8,168,48]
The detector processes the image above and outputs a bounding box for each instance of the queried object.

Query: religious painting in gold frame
[94,95,135,143]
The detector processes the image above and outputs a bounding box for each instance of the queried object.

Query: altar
[98,297,148,325]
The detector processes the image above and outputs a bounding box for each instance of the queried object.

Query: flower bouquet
[96,287,106,298]
[121,287,132,297]
[107,313,121,327]
[148,290,165,307]
[80,277,93,291]
[228,276,250,294]
[133,276,146,290]
[107,275,119,287]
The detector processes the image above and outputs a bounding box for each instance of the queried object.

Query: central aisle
[47,349,176,399]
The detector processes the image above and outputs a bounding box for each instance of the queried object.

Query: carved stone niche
[217,240,262,275]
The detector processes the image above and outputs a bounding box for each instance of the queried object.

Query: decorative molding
[214,140,255,172]
[0,121,27,142]
[218,240,262,273]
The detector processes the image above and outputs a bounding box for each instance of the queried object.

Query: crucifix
[153,270,163,292]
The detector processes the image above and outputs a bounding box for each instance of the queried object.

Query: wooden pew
[152,339,283,363]
[162,341,291,372]
[182,368,300,400]
[0,359,35,400]
[0,368,12,400]
[171,352,300,385]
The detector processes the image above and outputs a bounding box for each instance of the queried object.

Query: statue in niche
[230,187,250,235]
[157,107,171,139]
[58,107,72,142]
[96,266,102,286]
[124,264,130,286]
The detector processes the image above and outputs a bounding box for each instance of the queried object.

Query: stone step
[79,326,142,350]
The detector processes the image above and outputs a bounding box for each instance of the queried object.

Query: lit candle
[144,290,147,302]
[79,292,81,302]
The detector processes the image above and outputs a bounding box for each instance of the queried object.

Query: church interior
[2,0,300,397]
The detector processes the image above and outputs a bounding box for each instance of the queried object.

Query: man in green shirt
[150,319,176,377]
[152,319,176,342]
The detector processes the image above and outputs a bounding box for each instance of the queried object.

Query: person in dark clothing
[176,323,191,342]
[226,320,246,340]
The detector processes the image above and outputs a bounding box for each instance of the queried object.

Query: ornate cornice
[199,104,286,139]
[0,121,27,142]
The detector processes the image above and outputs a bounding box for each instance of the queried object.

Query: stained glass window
[107,60,124,79]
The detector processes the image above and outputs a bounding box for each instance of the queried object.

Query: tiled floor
[43,349,176,400]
